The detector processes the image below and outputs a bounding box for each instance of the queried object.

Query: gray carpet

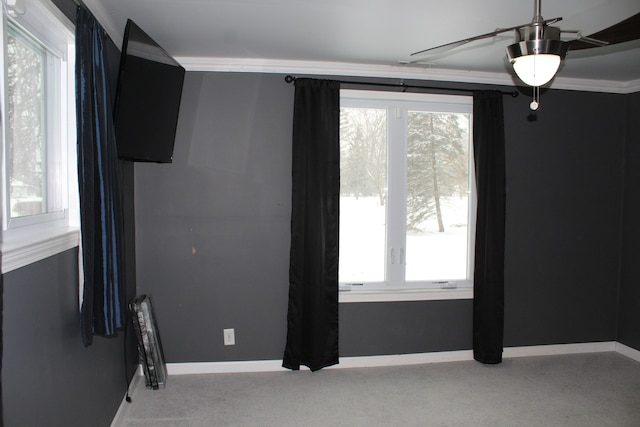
[115,352,640,426]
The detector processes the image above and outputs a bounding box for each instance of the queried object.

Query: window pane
[406,111,471,281]
[7,24,47,218]
[339,107,387,283]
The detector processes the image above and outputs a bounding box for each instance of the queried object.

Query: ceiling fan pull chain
[530,86,540,111]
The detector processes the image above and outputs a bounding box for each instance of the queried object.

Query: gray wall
[619,91,640,350]
[502,89,624,347]
[2,251,127,427]
[135,73,292,362]
[135,72,627,363]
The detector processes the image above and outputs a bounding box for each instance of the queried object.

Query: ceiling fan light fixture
[511,53,561,86]
[506,39,569,87]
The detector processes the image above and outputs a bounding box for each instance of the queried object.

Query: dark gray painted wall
[134,73,292,362]
[619,91,640,351]
[134,72,626,363]
[340,301,473,356]
[2,251,125,427]
[502,89,624,347]
[51,0,78,22]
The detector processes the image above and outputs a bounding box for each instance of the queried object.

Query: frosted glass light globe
[512,54,561,87]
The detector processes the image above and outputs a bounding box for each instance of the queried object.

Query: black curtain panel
[472,91,506,364]
[76,7,125,347]
[282,79,340,372]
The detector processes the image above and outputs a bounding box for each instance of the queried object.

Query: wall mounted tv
[114,19,185,163]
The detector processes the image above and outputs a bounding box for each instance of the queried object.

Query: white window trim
[339,90,475,302]
[1,0,78,273]
[2,226,78,272]
[339,287,473,303]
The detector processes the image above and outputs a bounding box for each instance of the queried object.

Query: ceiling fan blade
[410,17,563,60]
[410,39,475,57]
[569,12,640,50]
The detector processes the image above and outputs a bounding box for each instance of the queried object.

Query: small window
[339,90,475,294]
[6,20,65,222]
[1,0,77,272]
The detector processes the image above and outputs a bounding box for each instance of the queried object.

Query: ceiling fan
[410,0,640,110]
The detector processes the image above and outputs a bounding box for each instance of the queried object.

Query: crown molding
[176,56,515,86]
[176,57,639,94]
[551,76,640,94]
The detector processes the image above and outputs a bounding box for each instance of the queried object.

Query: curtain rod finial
[285,75,296,84]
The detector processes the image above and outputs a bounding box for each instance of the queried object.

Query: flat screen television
[114,19,185,163]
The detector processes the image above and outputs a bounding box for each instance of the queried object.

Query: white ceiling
[84,0,640,92]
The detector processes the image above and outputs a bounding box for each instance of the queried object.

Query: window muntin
[339,90,475,291]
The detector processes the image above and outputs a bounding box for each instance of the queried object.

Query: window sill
[339,287,473,303]
[1,226,79,273]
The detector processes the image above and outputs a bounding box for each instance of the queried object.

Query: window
[339,90,474,300]
[1,0,77,272]
[6,19,64,221]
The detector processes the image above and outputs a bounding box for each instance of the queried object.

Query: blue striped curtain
[75,7,125,347]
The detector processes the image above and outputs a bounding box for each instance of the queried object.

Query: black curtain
[76,7,125,347]
[472,91,506,364]
[282,79,340,371]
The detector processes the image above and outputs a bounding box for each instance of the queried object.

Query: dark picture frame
[130,295,167,389]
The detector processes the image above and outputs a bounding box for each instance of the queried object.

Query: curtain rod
[284,75,519,98]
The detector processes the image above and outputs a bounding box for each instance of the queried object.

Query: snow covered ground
[339,196,470,283]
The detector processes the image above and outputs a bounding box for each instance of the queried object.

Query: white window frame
[0,0,78,273]
[339,90,475,303]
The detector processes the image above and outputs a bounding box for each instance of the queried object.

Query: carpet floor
[115,352,640,426]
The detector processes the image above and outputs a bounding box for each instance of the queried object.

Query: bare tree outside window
[405,112,471,281]
[340,108,387,205]
[407,112,469,233]
[7,24,47,218]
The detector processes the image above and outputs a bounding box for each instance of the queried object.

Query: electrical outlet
[223,328,235,346]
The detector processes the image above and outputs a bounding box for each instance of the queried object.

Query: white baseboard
[335,350,475,369]
[166,349,476,375]
[168,359,286,375]
[615,342,640,362]
[163,341,635,375]
[502,341,616,358]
